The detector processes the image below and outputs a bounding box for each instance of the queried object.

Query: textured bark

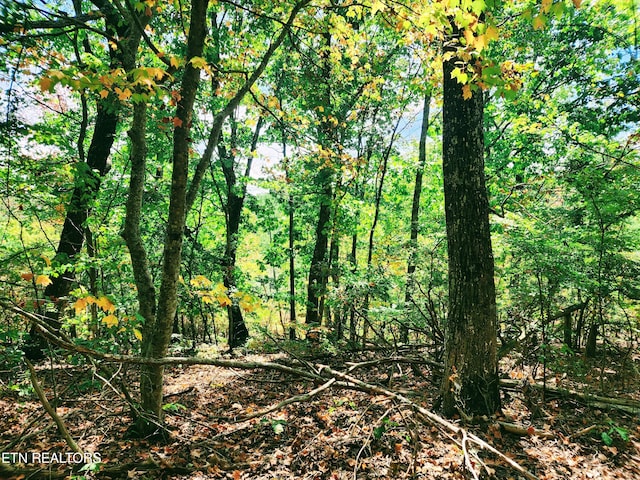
[137,0,209,436]
[305,31,333,326]
[440,39,499,417]
[122,101,156,334]
[43,0,144,302]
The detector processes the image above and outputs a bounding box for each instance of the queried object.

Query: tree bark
[122,101,156,336]
[305,31,334,326]
[305,173,333,325]
[440,36,499,417]
[136,0,209,436]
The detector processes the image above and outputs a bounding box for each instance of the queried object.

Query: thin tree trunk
[219,116,263,349]
[284,151,297,340]
[306,175,333,325]
[440,30,499,417]
[122,101,156,340]
[137,0,209,436]
[402,91,431,344]
[362,114,401,344]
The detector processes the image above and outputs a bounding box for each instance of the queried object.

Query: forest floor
[1,344,640,479]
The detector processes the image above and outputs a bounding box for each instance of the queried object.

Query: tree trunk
[136,0,209,436]
[218,116,262,349]
[286,158,297,340]
[27,3,146,358]
[402,91,431,344]
[440,38,499,417]
[305,174,333,325]
[122,101,156,339]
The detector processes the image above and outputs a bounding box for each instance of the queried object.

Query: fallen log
[500,379,640,415]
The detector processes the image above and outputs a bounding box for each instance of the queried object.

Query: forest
[0,0,639,478]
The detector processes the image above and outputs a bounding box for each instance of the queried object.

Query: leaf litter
[0,349,639,479]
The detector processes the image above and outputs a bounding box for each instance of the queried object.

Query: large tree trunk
[136,0,209,436]
[440,40,500,417]
[305,31,333,327]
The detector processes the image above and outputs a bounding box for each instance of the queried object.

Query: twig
[235,378,336,422]
[353,406,395,480]
[569,425,598,439]
[500,378,640,414]
[461,429,480,480]
[498,421,557,439]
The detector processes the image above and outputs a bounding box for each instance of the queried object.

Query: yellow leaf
[462,84,473,100]
[96,296,115,313]
[35,275,52,287]
[74,297,89,315]
[39,77,53,92]
[267,96,280,109]
[370,0,385,16]
[464,28,474,46]
[41,255,51,267]
[216,294,232,307]
[170,56,181,68]
[189,56,207,69]
[115,87,132,101]
[190,275,212,287]
[485,25,499,42]
[99,89,109,99]
[133,328,143,341]
[541,0,552,13]
[532,15,546,30]
[201,293,215,304]
[102,314,118,328]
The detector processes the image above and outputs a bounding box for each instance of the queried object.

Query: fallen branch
[25,359,82,454]
[319,365,539,480]
[497,421,557,439]
[500,379,640,415]
[235,378,336,422]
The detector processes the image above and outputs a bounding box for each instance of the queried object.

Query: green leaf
[601,431,613,446]
[373,424,386,440]
[613,427,629,441]
[162,402,186,412]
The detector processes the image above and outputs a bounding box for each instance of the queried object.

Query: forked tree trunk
[28,3,146,358]
[440,34,500,417]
